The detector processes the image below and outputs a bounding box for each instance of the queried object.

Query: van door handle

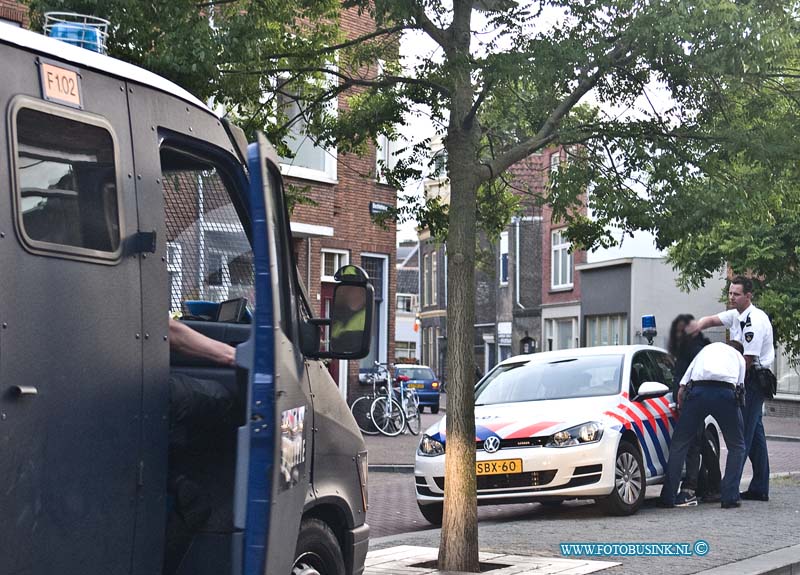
[11,385,38,396]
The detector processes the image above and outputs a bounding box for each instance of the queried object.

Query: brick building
[540,147,586,351]
[282,6,397,402]
[0,0,27,26]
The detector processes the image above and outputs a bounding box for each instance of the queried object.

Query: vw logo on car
[483,435,501,453]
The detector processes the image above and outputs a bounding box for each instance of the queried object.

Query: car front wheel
[417,501,443,526]
[599,440,645,516]
[291,518,345,575]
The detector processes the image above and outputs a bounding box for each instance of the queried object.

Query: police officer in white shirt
[659,341,747,509]
[687,276,773,501]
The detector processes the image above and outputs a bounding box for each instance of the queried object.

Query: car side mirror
[633,381,670,402]
[300,265,374,360]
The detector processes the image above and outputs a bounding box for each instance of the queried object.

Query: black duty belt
[691,380,736,391]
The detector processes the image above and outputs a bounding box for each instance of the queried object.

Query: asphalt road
[366,436,800,539]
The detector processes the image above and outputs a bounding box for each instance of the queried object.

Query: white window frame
[167,242,183,314]
[586,314,628,346]
[422,253,430,306]
[550,150,560,173]
[320,248,349,283]
[396,293,416,313]
[545,317,579,351]
[551,229,574,289]
[431,252,438,305]
[499,231,509,286]
[277,70,339,184]
[362,251,389,366]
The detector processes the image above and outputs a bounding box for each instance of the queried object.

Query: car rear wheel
[599,440,645,516]
[417,501,443,526]
[430,406,440,414]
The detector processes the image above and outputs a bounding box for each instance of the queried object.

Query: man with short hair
[659,341,747,509]
[688,276,774,501]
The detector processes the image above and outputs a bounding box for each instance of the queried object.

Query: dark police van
[0,20,371,575]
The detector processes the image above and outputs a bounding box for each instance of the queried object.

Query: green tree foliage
[26,0,800,570]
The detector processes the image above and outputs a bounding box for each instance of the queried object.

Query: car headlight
[418,434,445,456]
[546,422,604,447]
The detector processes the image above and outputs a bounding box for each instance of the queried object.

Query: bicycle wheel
[370,396,405,437]
[405,391,422,435]
[350,395,379,435]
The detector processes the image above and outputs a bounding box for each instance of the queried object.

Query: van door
[0,67,142,574]
[243,135,312,575]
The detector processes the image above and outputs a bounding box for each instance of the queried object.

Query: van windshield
[475,355,623,405]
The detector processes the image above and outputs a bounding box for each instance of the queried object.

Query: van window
[160,148,254,316]
[14,106,121,256]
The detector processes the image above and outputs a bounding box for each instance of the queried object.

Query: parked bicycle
[349,369,381,435]
[394,373,422,435]
[368,363,406,437]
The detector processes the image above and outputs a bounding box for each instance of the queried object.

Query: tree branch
[411,1,449,49]
[223,65,451,96]
[463,79,494,130]
[484,43,633,181]
[263,24,410,60]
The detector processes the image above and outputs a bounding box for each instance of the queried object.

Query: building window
[321,249,349,282]
[550,150,560,173]
[396,341,417,363]
[499,231,509,285]
[397,294,415,312]
[431,149,447,179]
[551,229,573,289]
[277,76,337,182]
[375,134,398,184]
[586,314,628,346]
[422,253,430,306]
[545,317,578,351]
[428,327,436,371]
[431,252,438,305]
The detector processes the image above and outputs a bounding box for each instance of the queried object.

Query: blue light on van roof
[44,12,109,54]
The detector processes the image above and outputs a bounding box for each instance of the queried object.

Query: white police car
[415,346,720,524]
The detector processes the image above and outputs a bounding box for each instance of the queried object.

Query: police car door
[0,58,143,574]
[242,134,311,575]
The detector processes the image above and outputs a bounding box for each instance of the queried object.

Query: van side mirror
[300,265,374,360]
[633,381,670,402]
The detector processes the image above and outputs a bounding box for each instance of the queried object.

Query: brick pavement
[368,476,800,575]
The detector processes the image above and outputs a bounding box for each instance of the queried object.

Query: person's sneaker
[740,491,769,501]
[721,500,742,509]
[675,491,698,507]
[701,492,721,504]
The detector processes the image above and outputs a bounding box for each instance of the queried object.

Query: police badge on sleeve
[745,332,754,342]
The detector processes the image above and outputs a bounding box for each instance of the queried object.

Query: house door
[321,282,340,384]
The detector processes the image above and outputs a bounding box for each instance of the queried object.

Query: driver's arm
[169,318,236,367]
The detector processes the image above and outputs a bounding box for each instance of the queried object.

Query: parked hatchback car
[414,345,720,525]
[395,364,441,413]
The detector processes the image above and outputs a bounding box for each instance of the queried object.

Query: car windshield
[396,367,435,380]
[475,355,623,405]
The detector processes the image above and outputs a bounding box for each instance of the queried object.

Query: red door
[320,282,339,384]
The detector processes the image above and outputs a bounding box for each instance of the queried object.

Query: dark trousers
[680,423,704,493]
[742,380,770,496]
[660,385,746,505]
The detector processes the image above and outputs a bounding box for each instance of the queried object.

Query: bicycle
[369,363,406,437]
[395,373,422,435]
[350,370,381,435]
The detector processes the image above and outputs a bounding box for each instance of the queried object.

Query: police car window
[475,355,623,405]
[14,106,121,257]
[648,351,676,391]
[629,352,660,395]
[160,148,254,318]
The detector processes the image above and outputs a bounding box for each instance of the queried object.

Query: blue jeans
[660,385,746,505]
[742,381,770,496]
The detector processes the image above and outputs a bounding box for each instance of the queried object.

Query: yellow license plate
[476,459,523,476]
[408,383,424,389]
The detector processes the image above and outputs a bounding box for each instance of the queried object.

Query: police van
[0,19,371,575]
